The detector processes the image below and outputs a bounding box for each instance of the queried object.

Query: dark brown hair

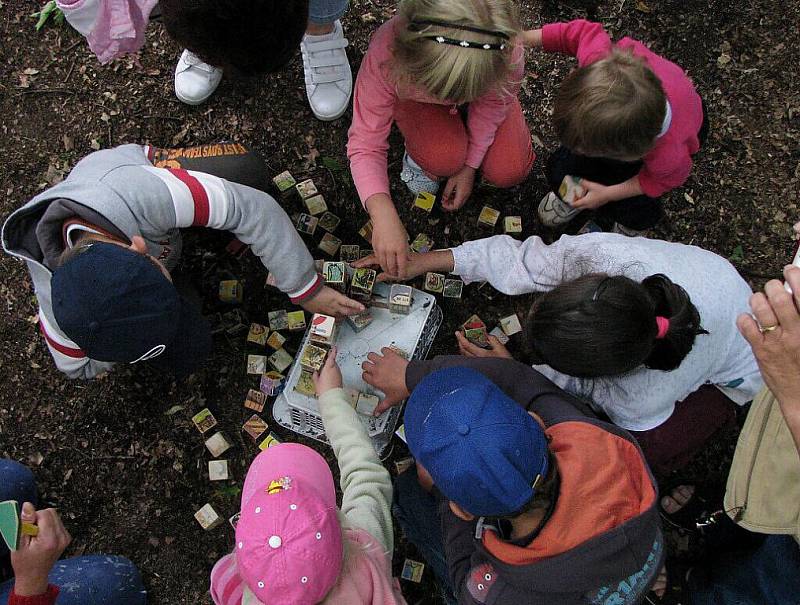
[553,48,667,160]
[524,273,706,378]
[160,0,309,75]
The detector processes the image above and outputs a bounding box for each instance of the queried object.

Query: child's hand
[366,197,411,277]
[313,346,343,397]
[11,504,71,597]
[361,347,411,414]
[455,332,513,359]
[353,251,427,282]
[520,29,543,48]
[301,286,365,318]
[442,166,476,211]
[570,179,611,210]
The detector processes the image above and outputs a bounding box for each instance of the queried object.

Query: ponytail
[524,273,705,378]
[641,274,706,371]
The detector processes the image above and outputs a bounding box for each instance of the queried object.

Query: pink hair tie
[655,316,670,339]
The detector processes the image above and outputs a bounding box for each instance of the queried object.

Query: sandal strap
[311,71,347,84]
[309,55,348,69]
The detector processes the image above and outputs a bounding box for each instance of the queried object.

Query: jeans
[689,535,800,605]
[393,469,457,605]
[308,0,349,25]
[0,556,147,605]
[0,460,147,605]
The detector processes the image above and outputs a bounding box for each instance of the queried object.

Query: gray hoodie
[2,144,319,379]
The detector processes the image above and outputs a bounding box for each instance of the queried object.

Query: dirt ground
[1,0,799,603]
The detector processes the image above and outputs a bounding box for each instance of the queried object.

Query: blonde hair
[392,0,521,104]
[553,48,667,160]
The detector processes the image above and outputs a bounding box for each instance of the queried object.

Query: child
[57,1,352,118]
[363,361,664,604]
[210,349,407,605]
[0,460,146,605]
[355,231,761,474]
[2,144,363,380]
[524,20,707,234]
[347,0,535,277]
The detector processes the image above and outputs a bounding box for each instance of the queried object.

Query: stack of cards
[247,354,267,375]
[499,313,523,336]
[287,310,306,331]
[208,460,229,481]
[410,233,434,253]
[309,314,338,346]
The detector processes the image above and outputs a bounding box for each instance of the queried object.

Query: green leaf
[164,404,186,416]
[216,485,242,498]
[321,156,344,172]
[33,1,62,31]
[729,244,744,263]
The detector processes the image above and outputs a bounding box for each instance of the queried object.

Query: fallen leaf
[635,0,652,12]
[164,404,185,416]
[23,68,40,75]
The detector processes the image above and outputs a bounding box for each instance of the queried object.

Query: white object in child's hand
[785,241,800,294]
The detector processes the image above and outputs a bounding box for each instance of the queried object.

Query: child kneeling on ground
[348,0,535,277]
[376,362,664,605]
[210,348,407,605]
[525,20,708,235]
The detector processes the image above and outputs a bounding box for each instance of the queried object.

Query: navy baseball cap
[51,242,211,378]
[405,367,549,517]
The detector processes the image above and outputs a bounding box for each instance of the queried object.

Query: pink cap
[236,443,343,605]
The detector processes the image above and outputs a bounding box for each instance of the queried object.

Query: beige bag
[725,387,800,541]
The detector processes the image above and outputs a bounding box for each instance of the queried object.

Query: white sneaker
[537,191,581,227]
[400,152,440,195]
[301,20,352,121]
[174,49,223,105]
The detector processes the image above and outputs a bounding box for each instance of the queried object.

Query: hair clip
[425,34,506,51]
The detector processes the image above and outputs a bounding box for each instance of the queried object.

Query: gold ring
[760,324,779,333]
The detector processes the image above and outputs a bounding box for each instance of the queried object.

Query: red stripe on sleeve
[39,322,86,359]
[9,583,60,605]
[289,275,324,304]
[167,168,210,226]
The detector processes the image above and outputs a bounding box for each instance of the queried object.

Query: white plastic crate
[272,282,442,456]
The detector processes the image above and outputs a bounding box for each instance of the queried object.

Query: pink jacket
[347,17,525,205]
[57,0,158,64]
[210,527,407,605]
[542,20,704,198]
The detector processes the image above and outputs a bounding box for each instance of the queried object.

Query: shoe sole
[174,88,216,106]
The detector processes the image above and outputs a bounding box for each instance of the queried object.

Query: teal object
[0,500,21,551]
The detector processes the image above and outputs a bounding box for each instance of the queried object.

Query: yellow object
[413,192,436,212]
[21,522,39,537]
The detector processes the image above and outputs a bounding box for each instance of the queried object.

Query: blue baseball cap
[405,367,549,517]
[51,242,211,378]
